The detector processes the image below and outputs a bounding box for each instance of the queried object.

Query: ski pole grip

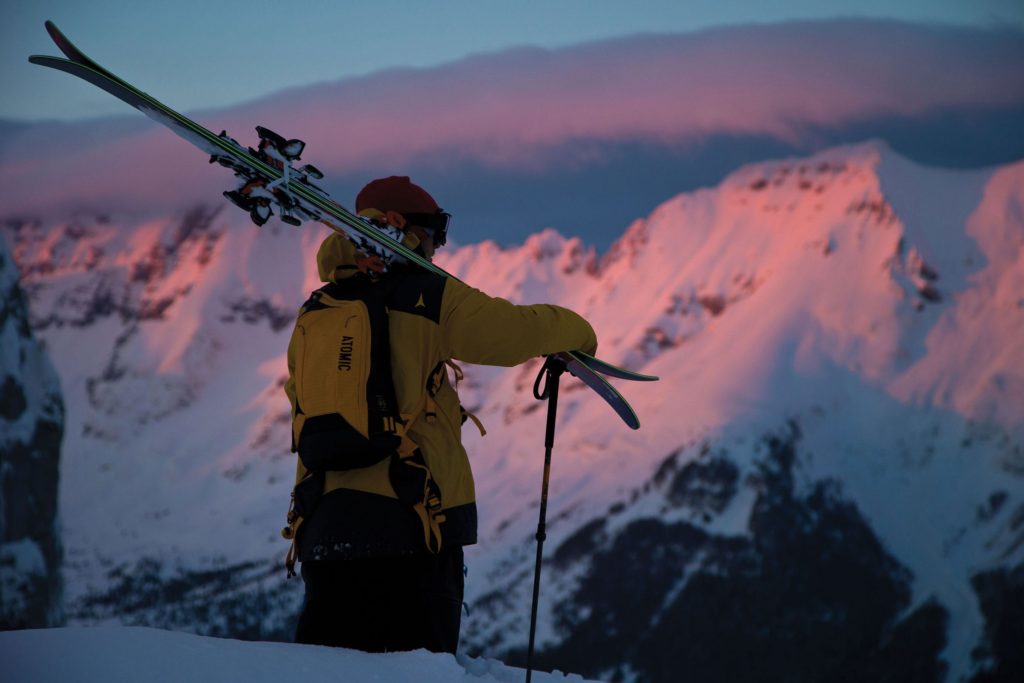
[533,355,566,400]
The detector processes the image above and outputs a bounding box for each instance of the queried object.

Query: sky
[4,0,1023,122]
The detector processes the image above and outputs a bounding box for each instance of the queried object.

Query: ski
[29,20,656,429]
[560,355,642,428]
[30,22,440,278]
[555,351,658,382]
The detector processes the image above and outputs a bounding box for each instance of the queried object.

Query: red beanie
[355,176,440,215]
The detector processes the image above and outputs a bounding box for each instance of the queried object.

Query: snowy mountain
[0,236,64,629]
[2,141,1022,681]
[443,143,1024,682]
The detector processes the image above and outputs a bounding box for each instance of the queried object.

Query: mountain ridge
[2,141,1021,680]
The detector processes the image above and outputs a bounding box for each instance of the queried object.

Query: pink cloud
[2,20,1022,215]
[246,22,1023,164]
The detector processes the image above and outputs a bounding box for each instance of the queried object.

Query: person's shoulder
[386,266,448,322]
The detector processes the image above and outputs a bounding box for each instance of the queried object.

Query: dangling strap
[389,449,446,554]
[281,489,304,579]
[279,469,321,578]
[445,359,465,388]
[284,537,300,579]
[461,406,487,436]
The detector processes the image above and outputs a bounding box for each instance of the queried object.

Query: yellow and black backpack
[289,276,402,470]
[281,275,446,575]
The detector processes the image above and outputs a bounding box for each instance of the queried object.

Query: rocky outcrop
[970,561,1024,682]
[0,238,65,629]
[484,423,950,682]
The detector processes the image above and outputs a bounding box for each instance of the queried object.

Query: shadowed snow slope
[2,141,1022,681]
[0,626,603,683]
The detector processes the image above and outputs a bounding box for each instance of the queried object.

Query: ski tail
[44,21,103,72]
[563,351,659,382]
[561,355,641,429]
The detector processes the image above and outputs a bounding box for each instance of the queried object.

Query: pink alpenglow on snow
[3,142,1021,681]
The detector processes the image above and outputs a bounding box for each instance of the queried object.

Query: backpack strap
[445,359,465,387]
[430,359,486,436]
[389,448,446,553]
[281,466,323,578]
[461,406,487,437]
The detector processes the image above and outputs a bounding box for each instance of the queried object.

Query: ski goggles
[402,211,451,246]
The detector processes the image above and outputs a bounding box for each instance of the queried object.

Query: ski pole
[525,355,566,683]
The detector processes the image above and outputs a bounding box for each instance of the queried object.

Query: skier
[285,176,598,654]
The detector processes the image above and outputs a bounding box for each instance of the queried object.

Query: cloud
[2,19,1022,235]
[240,20,1024,168]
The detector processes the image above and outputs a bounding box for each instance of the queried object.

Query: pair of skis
[30,20,657,429]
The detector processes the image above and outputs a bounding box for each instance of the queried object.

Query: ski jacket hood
[316,233,359,284]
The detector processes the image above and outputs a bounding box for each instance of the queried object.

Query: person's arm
[440,280,597,366]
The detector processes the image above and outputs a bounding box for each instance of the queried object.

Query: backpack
[289,277,402,470]
[281,274,445,575]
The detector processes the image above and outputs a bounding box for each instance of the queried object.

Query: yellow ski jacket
[285,233,597,559]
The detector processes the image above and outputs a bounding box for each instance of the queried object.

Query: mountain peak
[3,143,1021,681]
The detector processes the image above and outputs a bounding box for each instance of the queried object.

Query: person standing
[283,176,597,653]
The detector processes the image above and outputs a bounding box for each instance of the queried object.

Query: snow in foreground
[0,626,603,683]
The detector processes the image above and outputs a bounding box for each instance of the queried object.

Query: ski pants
[294,545,464,654]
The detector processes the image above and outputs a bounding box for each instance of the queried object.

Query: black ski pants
[294,545,464,654]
